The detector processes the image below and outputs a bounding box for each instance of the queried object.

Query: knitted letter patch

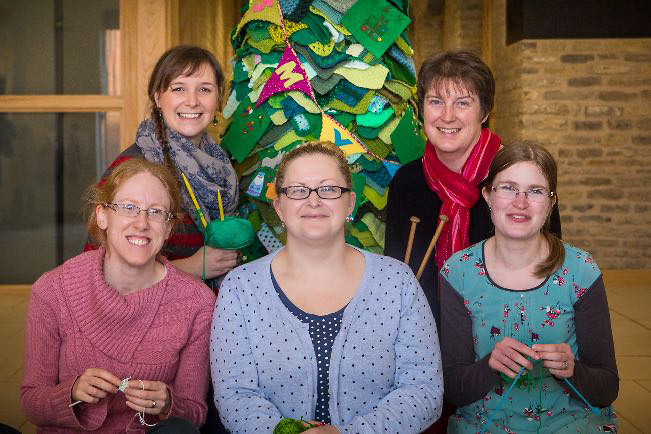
[257,44,314,108]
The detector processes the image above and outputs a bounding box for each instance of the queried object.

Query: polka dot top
[270,268,344,424]
[210,247,443,433]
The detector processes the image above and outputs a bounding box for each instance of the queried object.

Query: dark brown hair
[148,45,225,169]
[483,141,564,278]
[274,141,353,194]
[85,158,182,246]
[417,50,495,126]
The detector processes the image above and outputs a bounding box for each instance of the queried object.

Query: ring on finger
[562,360,568,370]
[152,400,156,408]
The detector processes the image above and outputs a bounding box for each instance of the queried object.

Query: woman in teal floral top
[439,142,618,433]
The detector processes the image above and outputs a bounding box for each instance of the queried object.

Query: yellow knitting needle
[181,173,208,229]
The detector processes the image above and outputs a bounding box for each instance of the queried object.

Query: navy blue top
[270,268,344,424]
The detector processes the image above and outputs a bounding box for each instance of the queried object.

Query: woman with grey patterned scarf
[85,45,239,291]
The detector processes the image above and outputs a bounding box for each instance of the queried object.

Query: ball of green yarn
[273,418,310,434]
[205,216,255,250]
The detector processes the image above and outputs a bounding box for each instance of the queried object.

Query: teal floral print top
[440,241,618,433]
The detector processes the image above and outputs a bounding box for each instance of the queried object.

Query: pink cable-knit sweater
[21,248,216,433]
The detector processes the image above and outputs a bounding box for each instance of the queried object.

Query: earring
[345,214,353,223]
[212,115,218,126]
[280,221,286,229]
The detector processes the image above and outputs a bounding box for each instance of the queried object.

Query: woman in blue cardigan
[210,142,443,433]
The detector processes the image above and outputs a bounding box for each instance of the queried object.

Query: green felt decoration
[295,11,331,44]
[248,209,262,232]
[355,124,381,139]
[232,61,249,83]
[221,96,272,163]
[351,172,366,217]
[205,217,255,250]
[342,0,411,58]
[267,93,287,109]
[345,232,363,248]
[390,105,425,164]
[356,106,394,127]
[331,111,355,129]
[382,55,416,86]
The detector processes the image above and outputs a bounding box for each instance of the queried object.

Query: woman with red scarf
[384,51,561,432]
[386,51,561,323]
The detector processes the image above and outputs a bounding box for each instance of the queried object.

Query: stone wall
[488,1,651,267]
[409,0,444,70]
[442,0,483,55]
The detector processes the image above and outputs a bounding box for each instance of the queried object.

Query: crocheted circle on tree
[205,217,255,250]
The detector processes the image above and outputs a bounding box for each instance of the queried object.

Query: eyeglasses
[104,203,175,222]
[280,185,351,200]
[490,184,554,203]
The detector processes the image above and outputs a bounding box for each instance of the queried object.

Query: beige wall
[485,0,651,268]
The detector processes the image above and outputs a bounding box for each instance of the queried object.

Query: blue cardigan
[210,247,443,433]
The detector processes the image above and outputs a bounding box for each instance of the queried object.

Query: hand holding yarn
[488,337,539,379]
[533,343,575,378]
[174,246,238,279]
[124,379,170,416]
[71,368,121,405]
[303,422,340,433]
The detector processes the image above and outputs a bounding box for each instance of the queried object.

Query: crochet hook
[416,214,448,279]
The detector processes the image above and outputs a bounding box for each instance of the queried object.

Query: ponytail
[535,229,565,278]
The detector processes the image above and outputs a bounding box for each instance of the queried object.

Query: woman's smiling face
[483,161,556,242]
[155,63,218,145]
[97,171,173,271]
[273,153,355,245]
[422,80,487,168]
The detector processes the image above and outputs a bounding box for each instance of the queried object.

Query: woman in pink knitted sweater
[21,158,215,433]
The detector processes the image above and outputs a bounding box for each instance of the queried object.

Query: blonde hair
[274,141,353,193]
[85,158,182,246]
[483,141,564,278]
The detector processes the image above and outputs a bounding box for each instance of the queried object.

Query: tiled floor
[1,270,650,433]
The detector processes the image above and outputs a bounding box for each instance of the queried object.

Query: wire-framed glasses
[490,184,554,203]
[280,185,351,200]
[103,203,175,222]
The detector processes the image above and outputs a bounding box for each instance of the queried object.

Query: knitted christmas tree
[220,0,425,257]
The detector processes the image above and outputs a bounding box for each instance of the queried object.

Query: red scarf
[422,128,501,270]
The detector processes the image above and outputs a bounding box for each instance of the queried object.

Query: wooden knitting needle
[404,216,420,264]
[415,214,449,280]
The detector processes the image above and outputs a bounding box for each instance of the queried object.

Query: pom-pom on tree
[220,0,425,258]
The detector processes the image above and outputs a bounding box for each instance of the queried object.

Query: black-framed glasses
[103,203,176,222]
[280,185,351,200]
[490,184,554,203]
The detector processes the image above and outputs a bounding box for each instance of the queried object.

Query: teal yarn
[205,217,255,250]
